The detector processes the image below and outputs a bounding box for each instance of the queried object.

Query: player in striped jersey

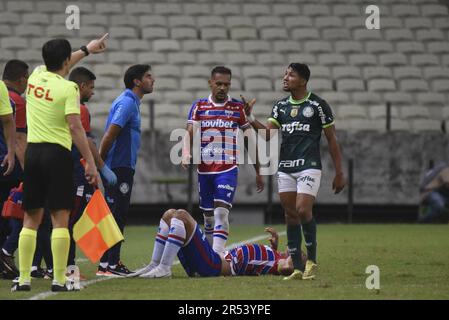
[130,208,304,278]
[182,66,264,256]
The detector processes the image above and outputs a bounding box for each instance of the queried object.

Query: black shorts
[23,143,75,211]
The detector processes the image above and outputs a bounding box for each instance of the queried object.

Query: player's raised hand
[240,95,256,116]
[181,153,191,170]
[332,172,346,194]
[86,33,109,54]
[265,227,278,251]
[256,174,264,193]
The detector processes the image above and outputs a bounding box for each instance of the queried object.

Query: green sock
[287,224,304,271]
[302,217,317,263]
[18,228,37,284]
[51,228,70,285]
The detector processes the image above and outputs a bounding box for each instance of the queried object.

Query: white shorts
[277,169,322,197]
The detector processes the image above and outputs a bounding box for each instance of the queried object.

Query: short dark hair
[288,63,310,82]
[211,66,232,78]
[69,67,96,85]
[2,59,29,81]
[124,64,151,89]
[42,39,72,72]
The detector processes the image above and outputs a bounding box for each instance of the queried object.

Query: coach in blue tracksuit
[97,64,155,277]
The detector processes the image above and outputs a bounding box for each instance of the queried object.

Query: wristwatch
[80,45,89,56]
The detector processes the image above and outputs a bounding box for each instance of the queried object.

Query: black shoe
[0,251,19,279]
[107,261,132,277]
[51,280,77,292]
[44,269,53,280]
[11,278,31,292]
[31,268,46,279]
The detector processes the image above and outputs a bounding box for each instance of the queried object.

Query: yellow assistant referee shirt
[26,66,80,151]
[0,80,13,116]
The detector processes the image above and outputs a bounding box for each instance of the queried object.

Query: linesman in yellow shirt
[12,34,108,292]
[0,80,16,176]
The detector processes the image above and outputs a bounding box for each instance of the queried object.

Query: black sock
[287,224,304,271]
[302,217,317,263]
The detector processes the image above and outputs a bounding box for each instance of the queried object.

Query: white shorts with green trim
[277,169,322,197]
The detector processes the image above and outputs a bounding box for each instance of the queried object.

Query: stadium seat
[230,28,258,40]
[243,4,271,16]
[121,40,150,52]
[261,28,288,40]
[353,29,382,41]
[153,40,181,52]
[95,2,123,14]
[109,15,139,27]
[0,37,28,49]
[257,92,283,106]
[108,52,136,64]
[421,4,449,17]
[411,119,442,132]
[201,27,228,40]
[393,67,422,80]
[396,41,425,54]
[385,29,414,41]
[244,79,273,92]
[337,79,365,92]
[303,4,331,16]
[291,28,319,41]
[102,89,124,103]
[255,16,284,29]
[434,17,449,30]
[284,16,314,29]
[416,92,446,106]
[35,1,65,13]
[410,54,440,67]
[226,16,254,28]
[442,106,449,119]
[432,80,449,93]
[344,119,386,132]
[337,105,368,119]
[228,53,256,66]
[141,27,169,40]
[400,79,429,92]
[273,4,300,16]
[307,79,333,92]
[94,64,122,77]
[363,67,393,80]
[15,25,43,37]
[183,65,210,79]
[443,54,449,67]
[182,40,211,53]
[334,5,361,17]
[416,29,445,42]
[180,78,208,91]
[318,54,347,66]
[0,25,12,37]
[321,91,350,106]
[171,28,198,40]
[380,17,403,29]
[333,66,361,79]
[163,91,195,105]
[401,106,430,119]
[167,53,196,65]
[94,77,117,90]
[46,26,73,38]
[242,40,271,53]
[315,16,344,28]
[367,79,397,92]
[344,16,365,30]
[391,119,412,131]
[365,41,394,54]
[352,92,383,106]
[379,53,408,67]
[197,53,226,66]
[184,3,211,16]
[154,3,183,15]
[303,41,332,54]
[423,67,449,80]
[87,103,111,117]
[272,40,301,54]
[404,17,432,30]
[392,5,420,17]
[213,4,240,16]
[22,13,50,25]
[155,78,179,91]
[259,53,287,66]
[168,16,196,28]
[124,3,152,15]
[369,105,400,119]
[139,16,167,28]
[7,1,35,12]
[137,52,166,65]
[0,13,18,25]
[383,92,413,106]
[17,50,42,63]
[322,28,351,40]
[335,40,363,54]
[427,42,449,54]
[198,16,226,28]
[153,65,182,79]
[310,66,332,79]
[90,115,107,131]
[242,66,272,79]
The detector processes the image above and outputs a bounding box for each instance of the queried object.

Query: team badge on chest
[302,106,314,118]
[290,108,298,117]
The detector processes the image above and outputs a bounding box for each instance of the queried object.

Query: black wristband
[80,45,89,56]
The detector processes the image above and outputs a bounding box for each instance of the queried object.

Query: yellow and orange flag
[73,189,124,263]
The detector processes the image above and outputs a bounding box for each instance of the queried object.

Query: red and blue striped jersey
[225,244,281,276]
[187,95,250,174]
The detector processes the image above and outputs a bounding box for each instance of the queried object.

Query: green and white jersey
[268,92,334,173]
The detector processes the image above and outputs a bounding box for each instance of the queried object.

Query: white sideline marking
[27,230,286,300]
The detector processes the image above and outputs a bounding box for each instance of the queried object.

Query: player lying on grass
[130,208,306,278]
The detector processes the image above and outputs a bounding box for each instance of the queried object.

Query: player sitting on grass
[130,209,306,278]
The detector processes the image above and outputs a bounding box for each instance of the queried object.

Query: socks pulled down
[160,218,186,269]
[151,219,169,265]
[287,224,304,272]
[203,213,214,246]
[18,228,37,285]
[302,217,317,263]
[51,228,70,285]
[213,207,229,254]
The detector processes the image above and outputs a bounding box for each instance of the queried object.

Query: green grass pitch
[1,224,448,300]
